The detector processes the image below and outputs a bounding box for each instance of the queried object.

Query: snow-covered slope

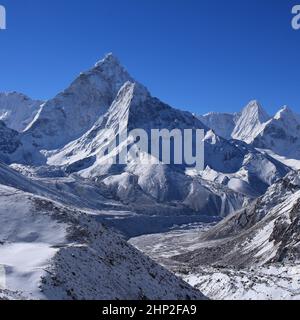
[198,112,237,140]
[145,170,300,300]
[129,222,300,300]
[0,92,42,132]
[0,163,205,300]
[252,106,300,160]
[174,170,300,267]
[231,100,270,143]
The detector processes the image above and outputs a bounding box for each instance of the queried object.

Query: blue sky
[0,0,300,115]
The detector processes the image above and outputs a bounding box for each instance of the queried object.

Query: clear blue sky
[0,0,300,115]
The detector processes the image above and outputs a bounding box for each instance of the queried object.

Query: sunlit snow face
[0,265,6,289]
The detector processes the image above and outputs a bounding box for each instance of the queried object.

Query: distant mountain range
[0,53,300,299]
[0,54,293,216]
[198,100,300,167]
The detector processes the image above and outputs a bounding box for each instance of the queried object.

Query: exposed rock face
[0,121,21,156]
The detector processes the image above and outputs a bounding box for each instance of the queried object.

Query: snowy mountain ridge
[0,54,292,217]
[0,92,43,132]
[199,101,300,165]
[252,106,300,162]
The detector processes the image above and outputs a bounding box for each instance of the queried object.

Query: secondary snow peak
[0,92,43,132]
[241,100,270,123]
[231,100,270,143]
[274,105,295,120]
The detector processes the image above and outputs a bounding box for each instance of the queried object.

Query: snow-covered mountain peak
[197,101,270,143]
[91,53,133,93]
[252,105,300,161]
[240,100,270,123]
[0,56,292,210]
[0,92,43,132]
[231,100,270,143]
[274,105,298,121]
[23,54,135,150]
[199,100,300,165]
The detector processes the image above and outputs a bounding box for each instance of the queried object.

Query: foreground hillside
[0,163,205,300]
